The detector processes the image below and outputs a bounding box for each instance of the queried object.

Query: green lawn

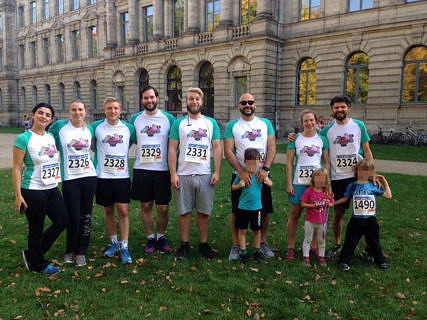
[0,127,24,134]
[277,142,427,162]
[0,162,425,319]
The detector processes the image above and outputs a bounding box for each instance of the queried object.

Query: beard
[333,111,348,121]
[143,102,157,112]
[239,107,255,116]
[187,104,202,115]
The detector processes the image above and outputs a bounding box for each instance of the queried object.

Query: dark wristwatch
[262,166,270,172]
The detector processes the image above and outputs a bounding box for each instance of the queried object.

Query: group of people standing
[13,88,391,275]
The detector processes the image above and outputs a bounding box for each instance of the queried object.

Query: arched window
[401,46,427,104]
[199,62,214,117]
[59,83,65,109]
[90,80,98,110]
[21,87,26,110]
[32,85,38,105]
[74,81,81,99]
[166,66,182,112]
[344,52,369,104]
[139,69,149,111]
[45,84,51,104]
[297,58,316,106]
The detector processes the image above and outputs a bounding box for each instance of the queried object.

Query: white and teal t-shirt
[224,117,275,170]
[169,115,221,175]
[49,120,97,181]
[130,109,175,171]
[92,119,136,179]
[288,133,329,185]
[320,118,370,180]
[14,130,61,190]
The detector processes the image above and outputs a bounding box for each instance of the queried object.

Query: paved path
[2,133,426,176]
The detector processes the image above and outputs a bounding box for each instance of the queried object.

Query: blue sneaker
[121,247,132,264]
[156,237,172,253]
[42,264,61,274]
[104,242,120,257]
[145,238,156,254]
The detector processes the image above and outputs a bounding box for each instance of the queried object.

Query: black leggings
[62,176,97,255]
[22,187,68,272]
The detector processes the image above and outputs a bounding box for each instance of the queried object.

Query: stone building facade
[0,0,426,135]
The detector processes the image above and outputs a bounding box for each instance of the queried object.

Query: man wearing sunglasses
[224,93,277,260]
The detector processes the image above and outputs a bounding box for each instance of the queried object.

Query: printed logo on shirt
[102,134,123,147]
[38,144,57,158]
[242,129,261,141]
[333,133,354,147]
[301,144,321,157]
[187,128,207,140]
[141,124,161,137]
[67,138,89,151]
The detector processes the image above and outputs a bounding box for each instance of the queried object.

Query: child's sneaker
[253,251,263,264]
[286,247,296,260]
[239,252,250,264]
[302,256,311,267]
[260,242,274,258]
[340,262,350,271]
[319,257,327,267]
[42,264,61,274]
[63,252,75,264]
[327,244,341,259]
[378,263,389,270]
[120,247,132,264]
[144,238,156,254]
[104,242,120,257]
[75,255,86,267]
[228,244,240,260]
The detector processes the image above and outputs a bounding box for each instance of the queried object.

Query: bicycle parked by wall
[399,126,427,146]
[370,126,403,145]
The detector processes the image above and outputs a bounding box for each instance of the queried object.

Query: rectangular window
[405,0,419,2]
[349,0,373,12]
[57,34,64,63]
[121,12,129,46]
[240,0,257,24]
[18,6,25,28]
[234,76,248,106]
[31,2,37,24]
[143,6,153,42]
[0,12,3,32]
[72,0,80,11]
[72,30,80,60]
[44,0,50,19]
[0,47,3,72]
[89,0,97,4]
[19,45,25,69]
[206,0,220,31]
[89,26,98,58]
[43,38,50,65]
[300,0,321,21]
[173,0,184,37]
[31,41,37,68]
[58,0,64,15]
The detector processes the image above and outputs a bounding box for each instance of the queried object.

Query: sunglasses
[239,100,255,106]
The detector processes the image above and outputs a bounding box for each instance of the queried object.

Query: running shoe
[239,252,250,264]
[198,243,217,259]
[156,236,172,253]
[253,251,263,264]
[42,264,61,274]
[176,243,190,260]
[340,262,350,272]
[286,247,296,260]
[145,238,156,254]
[228,244,240,260]
[120,247,132,264]
[319,257,327,267]
[75,255,87,267]
[260,242,274,258]
[302,256,311,267]
[327,244,341,259]
[104,242,120,258]
[21,250,32,272]
[378,263,389,270]
[63,252,75,264]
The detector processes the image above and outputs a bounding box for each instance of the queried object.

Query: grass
[0,127,24,134]
[277,142,427,162]
[0,162,425,319]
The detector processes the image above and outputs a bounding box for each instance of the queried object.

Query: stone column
[153,0,164,40]
[256,0,272,20]
[128,0,139,44]
[106,0,117,48]
[219,0,233,27]
[187,0,199,34]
